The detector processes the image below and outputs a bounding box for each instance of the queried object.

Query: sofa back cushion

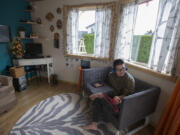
[134,78,154,92]
[104,68,154,93]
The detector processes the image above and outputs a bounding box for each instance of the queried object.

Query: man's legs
[92,98,104,122]
[83,98,104,130]
[83,92,120,130]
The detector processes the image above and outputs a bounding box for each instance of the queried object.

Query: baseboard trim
[39,77,77,86]
[59,80,78,86]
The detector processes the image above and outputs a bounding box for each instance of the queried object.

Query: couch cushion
[134,78,153,92]
[85,77,155,95]
[86,82,114,94]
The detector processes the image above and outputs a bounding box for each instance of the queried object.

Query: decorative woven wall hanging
[46,12,54,21]
[56,19,62,29]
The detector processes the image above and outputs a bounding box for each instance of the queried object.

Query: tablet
[92,82,104,88]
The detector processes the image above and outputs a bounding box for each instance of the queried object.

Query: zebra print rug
[10,93,116,135]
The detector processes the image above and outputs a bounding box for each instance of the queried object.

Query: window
[115,0,180,75]
[64,3,115,59]
[78,10,95,55]
[115,0,160,65]
[131,0,159,64]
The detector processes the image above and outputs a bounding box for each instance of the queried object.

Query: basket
[10,66,25,78]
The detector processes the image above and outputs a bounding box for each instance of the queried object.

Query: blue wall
[0,0,32,74]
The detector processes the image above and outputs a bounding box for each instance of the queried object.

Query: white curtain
[148,0,180,74]
[114,2,138,60]
[93,7,112,58]
[66,9,79,54]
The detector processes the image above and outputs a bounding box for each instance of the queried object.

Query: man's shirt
[108,72,135,96]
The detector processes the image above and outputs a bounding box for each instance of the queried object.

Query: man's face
[115,64,126,77]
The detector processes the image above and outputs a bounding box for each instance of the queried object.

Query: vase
[19,31,25,38]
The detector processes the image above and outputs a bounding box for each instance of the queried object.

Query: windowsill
[125,61,177,82]
[65,53,110,61]
[65,52,177,82]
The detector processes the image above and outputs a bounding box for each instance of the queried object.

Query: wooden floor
[0,79,154,135]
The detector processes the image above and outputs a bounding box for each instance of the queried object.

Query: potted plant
[10,37,24,58]
[18,26,26,38]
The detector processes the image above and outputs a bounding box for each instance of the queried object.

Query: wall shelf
[18,37,38,40]
[19,0,44,42]
[24,9,33,12]
[27,0,44,2]
[19,21,39,25]
[17,37,45,40]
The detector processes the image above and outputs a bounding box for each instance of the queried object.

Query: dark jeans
[92,98,120,122]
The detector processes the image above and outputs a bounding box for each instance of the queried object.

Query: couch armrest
[83,67,112,92]
[0,75,13,86]
[118,87,160,130]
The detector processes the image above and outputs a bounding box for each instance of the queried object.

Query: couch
[0,75,16,114]
[83,67,160,134]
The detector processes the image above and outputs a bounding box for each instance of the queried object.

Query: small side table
[77,66,83,92]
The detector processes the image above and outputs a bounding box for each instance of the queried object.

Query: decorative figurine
[54,32,60,48]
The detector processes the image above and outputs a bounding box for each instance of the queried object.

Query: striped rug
[10,93,116,135]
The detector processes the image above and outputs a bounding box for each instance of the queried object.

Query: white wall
[32,0,114,83]
[31,0,175,127]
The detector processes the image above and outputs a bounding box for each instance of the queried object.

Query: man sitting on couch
[83,59,135,131]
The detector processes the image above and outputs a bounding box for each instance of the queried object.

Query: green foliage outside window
[137,35,153,63]
[131,35,153,63]
[82,33,152,63]
[83,34,94,54]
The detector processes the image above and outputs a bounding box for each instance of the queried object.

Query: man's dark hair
[113,59,124,69]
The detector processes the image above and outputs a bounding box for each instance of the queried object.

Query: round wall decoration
[56,19,62,29]
[46,12,54,21]
[50,25,54,32]
[56,8,62,14]
[36,17,42,24]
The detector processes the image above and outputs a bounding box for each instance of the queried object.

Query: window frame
[63,2,116,60]
[114,0,177,81]
[125,61,177,82]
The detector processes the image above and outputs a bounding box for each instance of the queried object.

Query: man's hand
[113,96,122,105]
[89,93,104,101]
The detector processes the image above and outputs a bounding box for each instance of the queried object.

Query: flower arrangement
[10,37,24,58]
